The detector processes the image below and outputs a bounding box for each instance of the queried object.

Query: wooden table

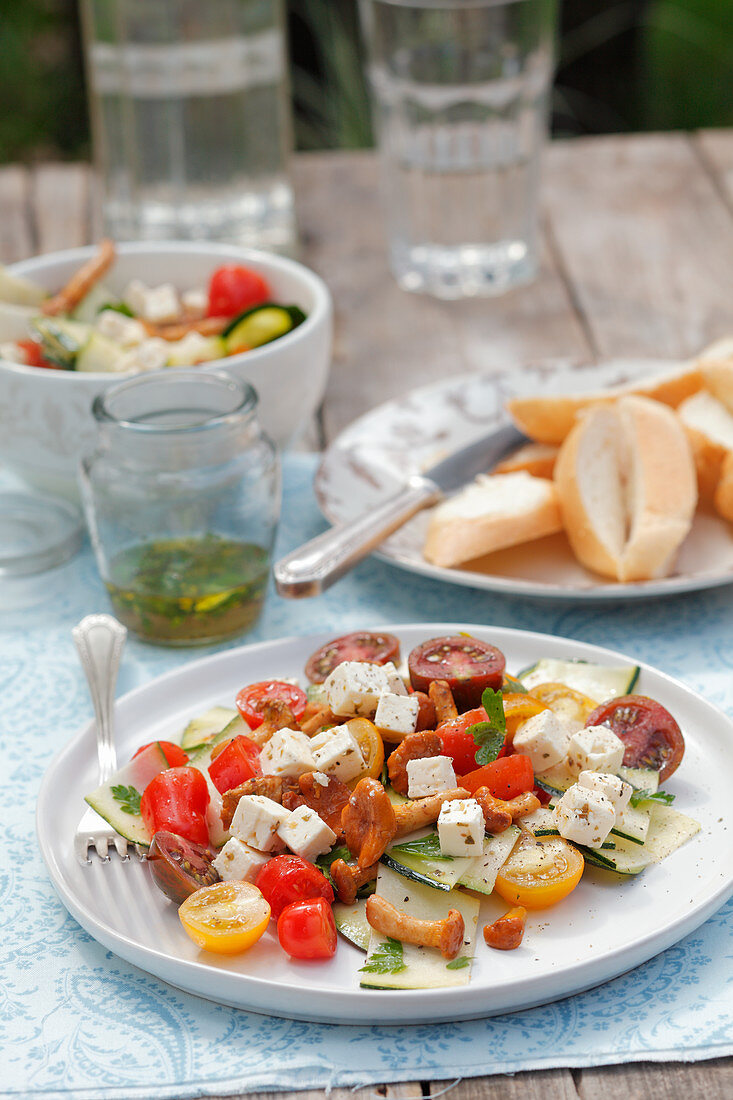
[4,131,733,1100]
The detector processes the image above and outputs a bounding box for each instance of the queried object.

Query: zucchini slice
[518,658,640,702]
[618,765,660,794]
[382,829,472,890]
[181,706,240,750]
[0,263,46,307]
[579,836,652,875]
[458,826,520,895]
[334,899,370,951]
[637,803,701,862]
[30,316,91,369]
[84,742,169,846]
[75,332,125,373]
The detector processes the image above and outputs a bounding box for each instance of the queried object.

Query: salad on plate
[84,631,701,989]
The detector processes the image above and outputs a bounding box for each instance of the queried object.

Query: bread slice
[554,396,697,582]
[493,441,559,479]
[506,363,703,445]
[677,390,733,499]
[714,451,733,523]
[423,472,562,568]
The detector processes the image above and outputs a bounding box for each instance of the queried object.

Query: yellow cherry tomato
[527,682,597,730]
[495,835,584,910]
[178,881,271,955]
[345,717,385,787]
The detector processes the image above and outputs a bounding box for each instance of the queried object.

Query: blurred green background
[1,0,731,163]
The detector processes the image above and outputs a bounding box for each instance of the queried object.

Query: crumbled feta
[95,309,146,347]
[406,755,457,799]
[374,692,419,736]
[312,771,329,787]
[324,662,395,717]
[259,728,316,780]
[310,724,365,783]
[568,725,625,774]
[0,341,28,364]
[578,770,632,818]
[229,794,291,852]
[181,287,208,314]
[212,837,270,883]
[381,662,409,696]
[553,783,616,848]
[123,279,180,323]
[118,337,170,373]
[167,330,217,365]
[512,709,572,773]
[276,804,336,862]
[437,798,484,856]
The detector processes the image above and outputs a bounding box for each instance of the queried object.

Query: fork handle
[72,614,127,782]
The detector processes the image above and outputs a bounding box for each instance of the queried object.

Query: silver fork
[72,613,143,864]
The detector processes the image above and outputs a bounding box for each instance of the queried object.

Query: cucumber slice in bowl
[334,899,371,951]
[180,706,240,751]
[518,658,640,702]
[381,828,472,891]
[84,742,169,846]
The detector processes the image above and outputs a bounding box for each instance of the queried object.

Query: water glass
[80,0,296,253]
[79,370,280,646]
[359,0,556,298]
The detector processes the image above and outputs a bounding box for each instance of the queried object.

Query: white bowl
[0,242,332,499]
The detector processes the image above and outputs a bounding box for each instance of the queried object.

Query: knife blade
[274,421,527,598]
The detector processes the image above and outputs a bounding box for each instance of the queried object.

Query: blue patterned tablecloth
[3,455,733,1100]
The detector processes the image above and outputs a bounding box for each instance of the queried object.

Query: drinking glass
[79,0,296,253]
[359,0,556,298]
[79,370,280,646]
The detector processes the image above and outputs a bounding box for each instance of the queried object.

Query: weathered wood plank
[543,133,733,360]
[429,1069,578,1100]
[31,163,93,253]
[208,1083,423,1100]
[0,166,34,262]
[577,1057,733,1100]
[696,129,733,209]
[294,150,592,443]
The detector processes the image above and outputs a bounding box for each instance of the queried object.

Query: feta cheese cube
[381,662,409,696]
[374,692,419,736]
[95,309,146,347]
[568,725,625,774]
[124,279,180,323]
[229,795,291,852]
[513,709,572,773]
[578,770,632,818]
[553,783,616,848]
[118,337,170,373]
[276,804,336,862]
[310,724,365,782]
[406,755,457,799]
[181,287,208,314]
[212,837,270,883]
[324,662,394,717]
[260,728,316,780]
[437,798,484,856]
[167,330,217,365]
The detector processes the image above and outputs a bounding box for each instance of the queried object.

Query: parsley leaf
[314,845,352,887]
[445,955,471,970]
[629,788,675,807]
[359,938,407,975]
[465,687,506,766]
[390,833,454,861]
[501,674,528,695]
[111,784,141,815]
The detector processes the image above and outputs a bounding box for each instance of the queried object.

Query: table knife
[274,421,526,598]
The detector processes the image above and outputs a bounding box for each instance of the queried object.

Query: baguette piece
[493,441,559,479]
[677,390,733,499]
[506,363,703,445]
[554,395,697,582]
[423,472,562,568]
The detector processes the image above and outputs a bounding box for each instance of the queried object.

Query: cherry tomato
[305,631,401,684]
[529,683,597,730]
[16,339,57,369]
[141,767,210,846]
[256,854,334,920]
[437,708,487,774]
[208,735,261,794]
[179,881,271,954]
[585,694,685,782]
[147,831,219,904]
[343,717,385,785]
[133,741,189,768]
[494,835,584,910]
[501,693,549,745]
[408,635,506,710]
[461,754,534,799]
[277,897,337,960]
[206,264,270,318]
[236,680,308,730]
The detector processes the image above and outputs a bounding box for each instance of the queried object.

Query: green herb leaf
[629,788,675,807]
[390,833,454,861]
[445,955,471,970]
[359,938,407,975]
[111,784,141,815]
[501,674,528,695]
[314,845,351,887]
[465,687,507,766]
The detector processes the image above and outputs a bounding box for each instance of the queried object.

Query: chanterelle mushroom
[366,894,465,960]
[342,778,397,868]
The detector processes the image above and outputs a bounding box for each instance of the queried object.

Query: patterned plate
[37,623,733,1024]
[315,361,733,599]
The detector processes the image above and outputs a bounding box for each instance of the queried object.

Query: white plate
[38,624,733,1024]
[315,361,733,599]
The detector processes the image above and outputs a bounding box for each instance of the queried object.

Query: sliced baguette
[506,363,703,445]
[493,441,559,479]
[423,472,562,568]
[677,390,733,499]
[554,396,697,582]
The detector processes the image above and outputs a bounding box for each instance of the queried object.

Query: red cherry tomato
[461,754,535,800]
[236,681,308,730]
[585,695,685,782]
[147,831,219,904]
[132,741,189,768]
[437,708,486,774]
[532,783,552,806]
[305,631,401,684]
[207,264,270,318]
[256,854,334,920]
[408,636,506,710]
[16,339,58,369]
[140,767,210,846]
[277,897,337,960]
[207,735,262,794]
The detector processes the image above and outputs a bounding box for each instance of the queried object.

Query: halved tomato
[494,835,584,910]
[528,682,597,731]
[344,717,385,787]
[236,681,307,730]
[408,635,505,710]
[305,631,400,684]
[178,881,271,954]
[585,694,685,782]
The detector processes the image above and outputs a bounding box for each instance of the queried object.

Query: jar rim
[92,369,258,434]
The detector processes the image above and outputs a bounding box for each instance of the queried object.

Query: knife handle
[274,475,441,598]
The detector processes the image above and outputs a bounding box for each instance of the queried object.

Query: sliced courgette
[167,335,225,366]
[457,826,520,895]
[0,301,37,342]
[84,742,169,846]
[382,828,473,890]
[545,797,649,846]
[75,331,125,373]
[180,706,240,751]
[71,283,118,323]
[222,301,306,340]
[637,802,701,862]
[30,316,91,369]
[0,264,46,307]
[618,765,660,794]
[579,836,652,875]
[225,306,295,353]
[334,899,370,951]
[518,658,640,702]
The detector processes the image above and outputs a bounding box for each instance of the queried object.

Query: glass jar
[79,370,280,646]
